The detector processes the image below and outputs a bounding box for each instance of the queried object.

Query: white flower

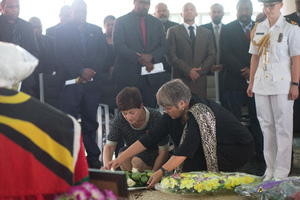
[127,178,136,187]
[132,167,139,173]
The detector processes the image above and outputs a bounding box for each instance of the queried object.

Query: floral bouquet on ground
[54,182,117,200]
[155,171,261,196]
[234,177,300,200]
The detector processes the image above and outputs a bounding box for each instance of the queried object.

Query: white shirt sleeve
[288,25,300,57]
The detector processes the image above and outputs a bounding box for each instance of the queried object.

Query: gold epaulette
[285,17,298,25]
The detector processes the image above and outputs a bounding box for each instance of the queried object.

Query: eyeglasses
[261,2,280,10]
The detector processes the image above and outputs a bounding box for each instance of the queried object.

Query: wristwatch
[160,167,168,176]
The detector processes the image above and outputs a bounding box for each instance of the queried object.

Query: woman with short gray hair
[109,79,254,188]
[156,79,192,107]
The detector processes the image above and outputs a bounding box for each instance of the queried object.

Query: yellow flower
[162,177,177,189]
[179,178,195,190]
[169,178,177,189]
[203,178,220,191]
[241,176,255,184]
[194,181,204,193]
[225,181,232,189]
[161,178,170,189]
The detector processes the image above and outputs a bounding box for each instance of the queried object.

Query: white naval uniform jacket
[249,14,300,95]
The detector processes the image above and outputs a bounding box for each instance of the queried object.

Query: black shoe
[88,159,103,169]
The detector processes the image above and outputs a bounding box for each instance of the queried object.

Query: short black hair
[103,15,116,24]
[236,0,253,9]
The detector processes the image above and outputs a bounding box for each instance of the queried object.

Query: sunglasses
[261,2,280,10]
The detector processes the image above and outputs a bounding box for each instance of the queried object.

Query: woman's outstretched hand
[108,156,124,171]
[146,169,163,189]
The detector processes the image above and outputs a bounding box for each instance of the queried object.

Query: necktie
[140,17,146,48]
[243,24,250,42]
[214,25,221,65]
[188,26,195,44]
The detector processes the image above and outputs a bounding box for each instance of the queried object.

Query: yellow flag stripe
[0,92,30,104]
[0,115,74,172]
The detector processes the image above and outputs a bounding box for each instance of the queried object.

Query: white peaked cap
[0,42,38,87]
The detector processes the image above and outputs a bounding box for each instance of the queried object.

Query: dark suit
[160,20,179,83]
[46,23,59,38]
[112,11,168,108]
[166,24,215,97]
[222,20,263,154]
[163,20,179,32]
[284,13,300,133]
[201,22,225,64]
[55,21,107,163]
[0,15,39,94]
[34,34,59,108]
[201,22,225,104]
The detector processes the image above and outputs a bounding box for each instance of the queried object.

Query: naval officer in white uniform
[247,0,300,181]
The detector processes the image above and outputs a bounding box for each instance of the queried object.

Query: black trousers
[59,84,101,162]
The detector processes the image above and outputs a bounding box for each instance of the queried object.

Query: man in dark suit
[222,0,263,169]
[166,3,215,98]
[285,0,300,134]
[0,0,39,95]
[112,0,168,108]
[29,16,59,108]
[201,3,225,104]
[55,0,107,169]
[46,5,71,38]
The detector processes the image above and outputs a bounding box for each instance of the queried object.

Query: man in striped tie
[201,3,225,105]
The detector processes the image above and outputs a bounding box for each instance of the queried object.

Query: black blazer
[55,22,107,93]
[221,20,255,90]
[163,20,179,32]
[0,15,39,90]
[112,11,168,86]
[46,23,60,38]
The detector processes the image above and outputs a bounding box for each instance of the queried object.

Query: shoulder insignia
[285,17,298,25]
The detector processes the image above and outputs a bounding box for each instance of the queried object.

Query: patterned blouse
[106,107,169,150]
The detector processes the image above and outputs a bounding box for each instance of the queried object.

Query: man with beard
[222,0,264,174]
[201,3,225,104]
[166,3,215,98]
[112,0,168,108]
[154,3,179,33]
[285,0,300,134]
[154,3,179,79]
[0,0,39,95]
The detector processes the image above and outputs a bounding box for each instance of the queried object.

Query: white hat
[0,42,38,87]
